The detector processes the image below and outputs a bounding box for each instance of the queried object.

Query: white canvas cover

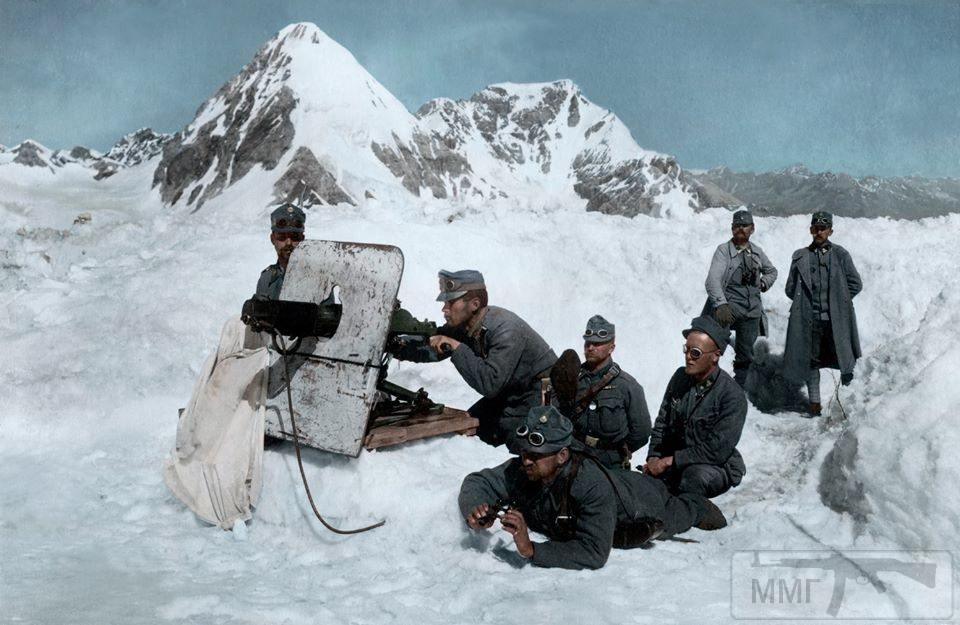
[163,318,269,529]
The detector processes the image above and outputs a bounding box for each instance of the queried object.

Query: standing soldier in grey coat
[459,406,725,570]
[255,203,306,300]
[703,209,778,387]
[566,315,651,469]
[783,211,863,416]
[393,270,557,447]
[644,316,748,499]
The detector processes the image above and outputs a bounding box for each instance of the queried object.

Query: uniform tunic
[395,306,557,445]
[256,263,285,300]
[571,359,651,468]
[648,367,747,496]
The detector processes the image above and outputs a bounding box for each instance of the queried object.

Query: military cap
[811,211,833,227]
[683,315,730,352]
[732,209,754,226]
[514,405,573,454]
[436,269,485,302]
[270,203,306,234]
[583,314,615,343]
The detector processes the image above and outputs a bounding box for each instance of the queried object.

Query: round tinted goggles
[683,344,719,360]
[583,328,611,339]
[515,425,545,447]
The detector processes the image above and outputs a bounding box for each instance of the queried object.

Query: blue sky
[1,0,957,177]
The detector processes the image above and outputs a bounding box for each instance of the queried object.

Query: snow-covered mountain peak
[416,79,693,216]
[105,128,170,167]
[0,23,695,217]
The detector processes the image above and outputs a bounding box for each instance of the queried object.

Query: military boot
[550,349,581,417]
[695,500,728,531]
[809,402,822,417]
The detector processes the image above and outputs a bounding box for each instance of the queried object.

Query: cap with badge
[436,269,486,302]
[514,405,573,454]
[583,314,615,343]
[732,209,754,226]
[683,315,730,352]
[811,211,833,227]
[270,203,306,234]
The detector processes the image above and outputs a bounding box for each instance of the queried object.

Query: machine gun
[372,302,446,422]
[240,296,342,354]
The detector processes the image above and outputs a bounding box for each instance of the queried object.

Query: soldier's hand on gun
[466,504,496,530]
[500,509,534,559]
[429,335,460,355]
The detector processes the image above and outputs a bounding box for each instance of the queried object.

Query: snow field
[2,164,959,623]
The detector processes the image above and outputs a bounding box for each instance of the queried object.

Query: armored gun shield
[264,240,403,456]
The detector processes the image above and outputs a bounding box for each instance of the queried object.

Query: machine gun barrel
[241,297,342,338]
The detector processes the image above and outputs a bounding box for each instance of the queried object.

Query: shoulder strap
[575,364,621,412]
[558,454,583,521]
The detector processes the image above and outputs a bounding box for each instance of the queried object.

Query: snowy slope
[2,149,959,623]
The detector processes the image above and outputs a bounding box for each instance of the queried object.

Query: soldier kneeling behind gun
[458,406,727,570]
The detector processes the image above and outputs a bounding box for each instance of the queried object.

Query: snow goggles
[583,329,611,339]
[515,425,545,447]
[683,344,718,360]
[811,217,832,227]
[274,231,305,242]
[274,218,304,230]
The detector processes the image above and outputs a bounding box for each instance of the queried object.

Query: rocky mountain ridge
[4,23,956,220]
[143,22,700,216]
[687,164,960,219]
[0,129,170,180]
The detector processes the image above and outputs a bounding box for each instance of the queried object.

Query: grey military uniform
[458,456,708,570]
[783,241,862,381]
[396,305,557,446]
[649,366,747,498]
[255,263,286,300]
[571,359,651,468]
[703,240,778,384]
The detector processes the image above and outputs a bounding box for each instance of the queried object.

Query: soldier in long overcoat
[783,211,863,415]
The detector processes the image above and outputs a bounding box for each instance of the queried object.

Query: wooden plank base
[364,407,478,450]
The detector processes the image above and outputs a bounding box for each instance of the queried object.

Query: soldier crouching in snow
[783,211,863,416]
[643,316,747,500]
[392,270,558,448]
[459,406,726,570]
[255,203,306,300]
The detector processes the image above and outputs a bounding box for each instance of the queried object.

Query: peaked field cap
[583,314,615,343]
[436,269,485,302]
[270,203,306,233]
[515,405,573,454]
[683,315,731,352]
[732,209,753,226]
[811,210,833,226]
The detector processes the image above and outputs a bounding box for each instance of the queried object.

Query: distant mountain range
[1,22,956,220]
[685,164,960,219]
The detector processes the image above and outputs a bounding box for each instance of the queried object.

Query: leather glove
[841,372,854,386]
[714,303,735,327]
